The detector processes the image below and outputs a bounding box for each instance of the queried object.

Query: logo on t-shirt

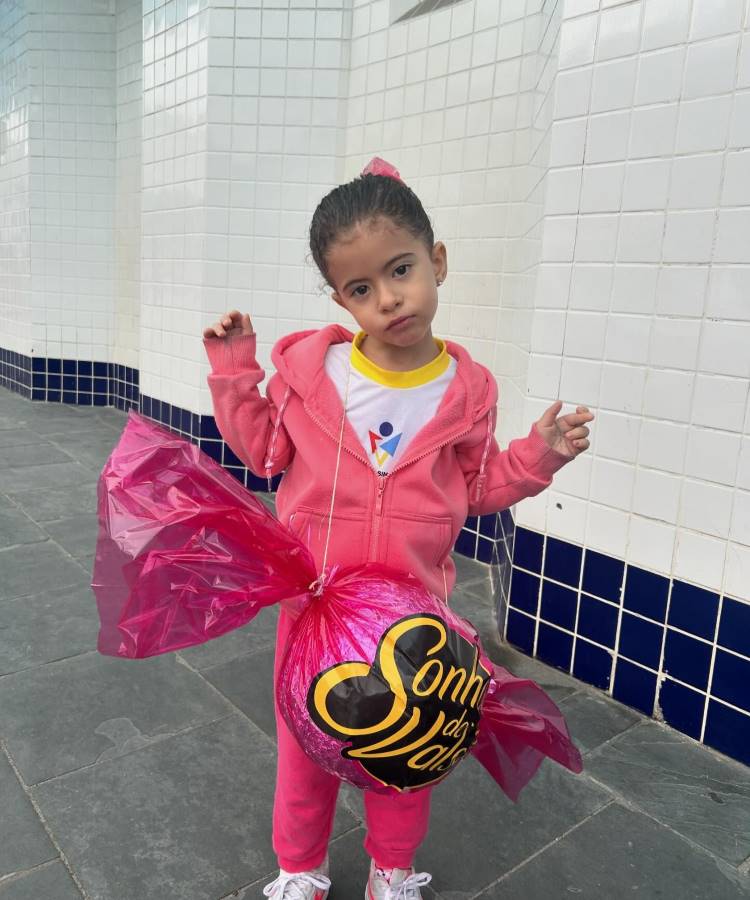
[369,421,402,470]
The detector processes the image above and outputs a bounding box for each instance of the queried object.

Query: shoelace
[262,870,331,899]
[381,870,432,900]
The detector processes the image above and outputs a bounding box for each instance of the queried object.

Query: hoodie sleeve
[456,409,571,517]
[203,333,294,479]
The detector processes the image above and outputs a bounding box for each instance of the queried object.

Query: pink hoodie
[203,324,571,600]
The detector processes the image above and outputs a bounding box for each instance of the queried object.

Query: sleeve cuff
[203,333,259,374]
[528,422,572,477]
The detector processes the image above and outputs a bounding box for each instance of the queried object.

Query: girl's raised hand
[203,310,254,339]
[535,401,595,459]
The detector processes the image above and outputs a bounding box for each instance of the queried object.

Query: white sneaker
[365,860,432,900]
[263,856,331,900]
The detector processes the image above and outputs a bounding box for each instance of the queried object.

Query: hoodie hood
[271,324,497,439]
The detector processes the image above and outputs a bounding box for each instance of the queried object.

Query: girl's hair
[309,173,434,283]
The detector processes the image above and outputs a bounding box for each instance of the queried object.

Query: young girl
[202,159,594,900]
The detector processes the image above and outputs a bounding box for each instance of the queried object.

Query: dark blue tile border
[704,700,750,767]
[657,679,704,740]
[667,581,720,641]
[0,346,139,411]
[618,612,663,670]
[613,658,657,716]
[573,638,612,690]
[501,523,749,770]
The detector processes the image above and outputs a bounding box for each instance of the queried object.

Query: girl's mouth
[387,315,415,331]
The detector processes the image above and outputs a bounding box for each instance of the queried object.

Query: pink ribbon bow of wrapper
[91,411,582,800]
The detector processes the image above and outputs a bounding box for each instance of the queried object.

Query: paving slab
[490,639,582,704]
[47,434,118,470]
[477,801,750,899]
[8,407,103,436]
[0,754,56,880]
[202,645,277,740]
[451,553,490,590]
[450,585,504,661]
[0,427,45,449]
[42,514,100,560]
[7,482,99,524]
[0,444,74,470]
[32,714,356,900]
[418,757,610,897]
[0,461,98,494]
[0,862,81,900]
[0,582,99,676]
[585,720,750,865]
[558,690,643,755]
[178,604,279,671]
[0,542,88,601]
[0,509,47,549]
[0,651,234,785]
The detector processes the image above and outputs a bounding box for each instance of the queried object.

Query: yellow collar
[350,331,450,388]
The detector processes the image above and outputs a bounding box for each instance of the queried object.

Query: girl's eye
[352,285,368,297]
[394,263,411,277]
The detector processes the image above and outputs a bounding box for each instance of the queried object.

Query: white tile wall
[27,0,117,364]
[0,0,31,356]
[115,0,142,371]
[532,0,750,600]
[183,0,351,417]
[1,0,748,602]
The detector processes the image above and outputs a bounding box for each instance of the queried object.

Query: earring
[436,279,443,286]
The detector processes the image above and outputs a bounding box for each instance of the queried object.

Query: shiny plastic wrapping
[92,412,582,799]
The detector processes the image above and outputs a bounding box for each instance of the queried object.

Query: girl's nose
[379,287,402,312]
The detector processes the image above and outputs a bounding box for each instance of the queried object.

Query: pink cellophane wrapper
[91,411,317,657]
[92,412,582,800]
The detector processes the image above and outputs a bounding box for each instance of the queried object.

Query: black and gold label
[307,614,491,790]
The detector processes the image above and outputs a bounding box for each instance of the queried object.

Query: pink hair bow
[361,156,404,184]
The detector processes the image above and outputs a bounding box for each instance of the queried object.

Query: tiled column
[1,0,117,401]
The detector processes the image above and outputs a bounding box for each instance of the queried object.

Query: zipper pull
[375,474,386,515]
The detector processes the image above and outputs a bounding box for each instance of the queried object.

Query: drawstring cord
[308,363,352,597]
[264,384,292,491]
[474,406,494,503]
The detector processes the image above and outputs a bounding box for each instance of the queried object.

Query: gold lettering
[312,616,446,738]
[442,708,467,738]
[349,712,446,760]
[437,665,467,702]
[413,659,444,696]
[308,615,493,791]
[459,650,487,708]
[407,743,449,770]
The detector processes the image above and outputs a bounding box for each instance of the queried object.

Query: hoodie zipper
[306,404,481,562]
[370,473,387,560]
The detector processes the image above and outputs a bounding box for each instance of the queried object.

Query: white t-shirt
[324,331,457,475]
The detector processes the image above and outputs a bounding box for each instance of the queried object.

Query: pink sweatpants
[272,609,432,873]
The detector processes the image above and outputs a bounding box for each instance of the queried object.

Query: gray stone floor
[0,389,749,900]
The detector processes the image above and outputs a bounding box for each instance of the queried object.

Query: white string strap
[309,363,352,597]
[474,405,495,502]
[265,384,292,491]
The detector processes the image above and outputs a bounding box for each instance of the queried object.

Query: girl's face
[327,217,447,351]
